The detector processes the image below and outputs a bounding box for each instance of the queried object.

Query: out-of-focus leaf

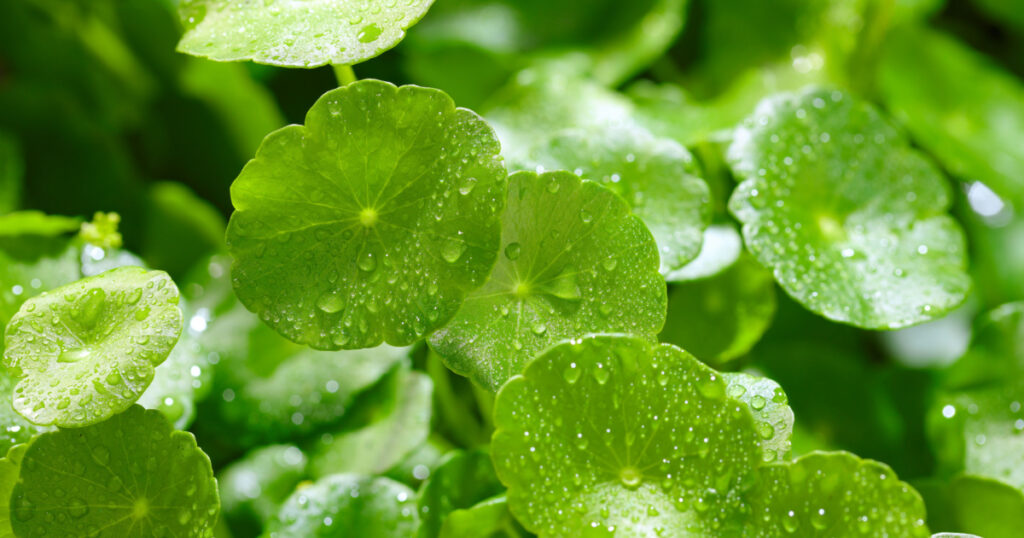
[142,182,226,279]
[880,26,1024,203]
[265,474,418,537]
[661,255,776,364]
[0,133,22,214]
[219,444,308,537]
[309,370,433,478]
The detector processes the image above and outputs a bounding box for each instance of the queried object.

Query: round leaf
[429,171,667,391]
[528,126,710,273]
[727,87,970,329]
[266,474,418,537]
[177,0,436,67]
[9,405,219,537]
[3,266,183,427]
[227,79,506,350]
[491,334,761,536]
[749,451,929,537]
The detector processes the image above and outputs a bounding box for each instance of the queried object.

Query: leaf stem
[332,64,358,87]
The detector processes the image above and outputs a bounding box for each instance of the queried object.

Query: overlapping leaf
[227,79,506,350]
[430,171,666,391]
[728,87,970,329]
[3,266,183,427]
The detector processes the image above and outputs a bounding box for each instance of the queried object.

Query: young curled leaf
[3,266,183,427]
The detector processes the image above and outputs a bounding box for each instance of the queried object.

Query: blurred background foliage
[1,0,1023,536]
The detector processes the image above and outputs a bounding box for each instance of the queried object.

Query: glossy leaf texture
[177,0,436,67]
[722,372,794,463]
[227,79,506,350]
[492,334,762,536]
[3,266,183,427]
[429,171,667,391]
[9,405,219,537]
[264,474,418,537]
[491,334,930,536]
[748,452,928,536]
[728,87,970,330]
[485,71,711,273]
[879,26,1024,203]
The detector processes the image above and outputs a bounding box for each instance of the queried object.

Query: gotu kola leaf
[429,171,667,391]
[491,334,930,537]
[227,79,506,350]
[9,405,219,537]
[265,474,418,537]
[491,334,762,536]
[177,0,436,67]
[727,87,970,330]
[3,266,183,428]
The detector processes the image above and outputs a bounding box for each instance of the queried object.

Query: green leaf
[227,79,506,350]
[177,0,435,67]
[918,474,1024,538]
[439,495,511,538]
[417,449,504,538]
[219,445,308,536]
[484,72,711,274]
[2,266,183,427]
[265,474,418,537]
[429,171,667,391]
[491,334,762,536]
[722,372,794,462]
[748,451,929,536]
[930,303,1024,491]
[208,300,408,447]
[309,370,432,477]
[665,223,743,282]
[879,26,1024,202]
[0,444,27,537]
[0,211,81,237]
[0,372,51,453]
[661,255,776,364]
[9,405,219,537]
[528,126,710,273]
[727,87,970,329]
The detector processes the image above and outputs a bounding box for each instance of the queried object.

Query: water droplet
[317,292,345,314]
[504,242,521,261]
[358,252,377,272]
[441,239,466,263]
[68,498,89,518]
[618,466,642,489]
[357,23,382,43]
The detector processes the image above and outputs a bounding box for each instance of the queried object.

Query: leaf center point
[618,466,642,489]
[132,497,149,519]
[359,208,378,227]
